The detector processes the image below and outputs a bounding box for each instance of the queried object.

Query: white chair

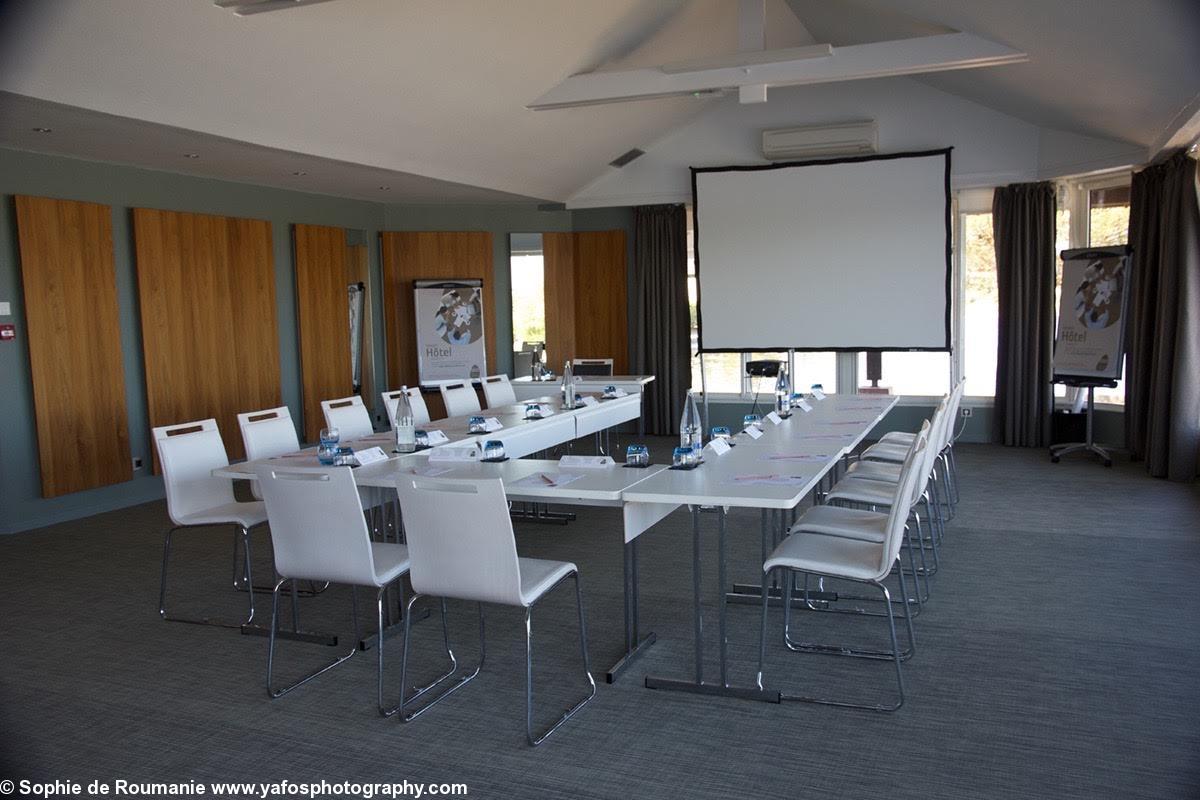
[320,395,374,441]
[756,429,927,712]
[237,406,300,501]
[572,358,613,377]
[394,477,595,745]
[382,387,430,428]
[439,382,481,418]
[254,464,455,711]
[154,418,267,628]
[481,374,516,408]
[875,378,964,515]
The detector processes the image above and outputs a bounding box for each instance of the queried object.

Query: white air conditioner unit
[761,121,878,160]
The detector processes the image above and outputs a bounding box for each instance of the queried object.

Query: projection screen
[692,148,951,352]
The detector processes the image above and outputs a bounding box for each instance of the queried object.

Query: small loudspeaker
[746,360,782,378]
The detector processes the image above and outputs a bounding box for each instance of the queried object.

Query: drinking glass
[625,444,649,467]
[672,446,692,467]
[742,414,761,430]
[414,429,429,448]
[333,446,356,467]
[604,385,617,396]
[525,403,542,420]
[711,426,731,441]
[317,427,340,465]
[468,415,486,433]
[483,440,506,461]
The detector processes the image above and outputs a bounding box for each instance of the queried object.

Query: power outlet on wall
[961,408,973,418]
[132,457,144,470]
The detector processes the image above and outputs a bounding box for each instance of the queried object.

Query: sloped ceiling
[0,0,1196,203]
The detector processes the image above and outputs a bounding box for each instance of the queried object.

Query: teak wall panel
[15,195,132,497]
[380,231,494,390]
[542,232,576,371]
[133,208,281,464]
[294,224,352,443]
[572,230,628,373]
[541,230,628,374]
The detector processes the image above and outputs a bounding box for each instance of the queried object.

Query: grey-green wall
[0,148,633,534]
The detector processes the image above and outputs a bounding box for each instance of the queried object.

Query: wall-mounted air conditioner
[761,121,878,160]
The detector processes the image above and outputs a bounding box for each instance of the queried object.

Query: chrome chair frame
[396,571,596,746]
[159,521,263,628]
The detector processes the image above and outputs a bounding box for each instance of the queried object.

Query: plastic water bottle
[395,386,416,453]
[680,390,702,457]
[775,366,791,416]
[561,361,575,408]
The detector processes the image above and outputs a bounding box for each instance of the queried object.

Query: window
[856,351,950,396]
[510,235,545,352]
[1086,183,1131,404]
[961,211,998,397]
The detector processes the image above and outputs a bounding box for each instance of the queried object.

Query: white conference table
[512,375,655,434]
[622,393,898,702]
[214,392,655,680]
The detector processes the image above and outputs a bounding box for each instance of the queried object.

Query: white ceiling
[0,0,1196,204]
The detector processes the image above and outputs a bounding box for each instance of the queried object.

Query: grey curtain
[633,204,690,435]
[992,181,1056,447]
[1125,151,1200,481]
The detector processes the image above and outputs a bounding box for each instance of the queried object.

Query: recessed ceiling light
[292,170,307,176]
[184,153,200,159]
[378,186,391,190]
[32,127,52,133]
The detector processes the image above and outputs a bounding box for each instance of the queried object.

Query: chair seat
[176,501,268,529]
[519,557,576,607]
[791,505,888,543]
[826,477,897,508]
[845,460,902,482]
[765,531,888,582]
[878,431,917,445]
[860,442,911,463]
[370,542,411,586]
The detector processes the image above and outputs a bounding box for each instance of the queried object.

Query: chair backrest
[254,464,380,585]
[481,374,516,408]
[513,351,535,379]
[237,406,299,460]
[912,396,949,497]
[944,378,966,447]
[395,477,525,606]
[320,395,373,441]
[877,421,930,577]
[152,419,234,526]
[237,406,300,500]
[382,387,431,428]
[572,358,613,377]
[440,382,481,418]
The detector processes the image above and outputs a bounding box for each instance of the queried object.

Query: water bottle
[395,386,416,453]
[775,366,791,417]
[561,361,575,408]
[679,390,702,457]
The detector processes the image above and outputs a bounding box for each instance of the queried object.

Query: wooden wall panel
[542,232,576,371]
[133,208,281,464]
[15,195,132,497]
[380,231,495,391]
[293,224,352,443]
[572,230,628,374]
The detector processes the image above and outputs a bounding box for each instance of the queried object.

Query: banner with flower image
[1052,246,1132,381]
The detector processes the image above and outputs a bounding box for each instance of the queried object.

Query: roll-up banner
[413,279,487,386]
[1052,246,1132,381]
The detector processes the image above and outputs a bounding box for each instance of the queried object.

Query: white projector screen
[693,149,951,351]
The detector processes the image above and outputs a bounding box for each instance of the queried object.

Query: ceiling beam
[738,0,768,104]
[528,32,1027,111]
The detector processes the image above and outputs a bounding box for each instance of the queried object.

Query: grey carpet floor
[2,443,1199,799]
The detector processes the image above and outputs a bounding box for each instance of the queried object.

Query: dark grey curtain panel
[992,181,1057,447]
[1125,151,1200,481]
[633,204,690,435]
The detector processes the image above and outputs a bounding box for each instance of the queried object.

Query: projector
[745,360,783,378]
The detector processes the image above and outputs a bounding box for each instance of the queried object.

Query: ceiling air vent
[609,148,646,168]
